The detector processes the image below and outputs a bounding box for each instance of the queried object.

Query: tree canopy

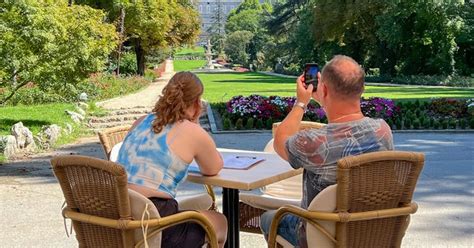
[0,0,117,105]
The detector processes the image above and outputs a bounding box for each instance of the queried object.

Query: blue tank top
[116,114,189,198]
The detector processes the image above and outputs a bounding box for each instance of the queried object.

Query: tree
[207,0,225,55]
[225,0,272,67]
[0,1,117,105]
[75,0,201,75]
[224,31,254,65]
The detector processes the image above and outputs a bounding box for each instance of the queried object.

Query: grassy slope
[196,72,474,103]
[175,46,205,56]
[174,60,207,72]
[0,103,83,145]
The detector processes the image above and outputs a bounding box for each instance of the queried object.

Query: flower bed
[215,95,474,130]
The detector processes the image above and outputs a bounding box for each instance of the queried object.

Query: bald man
[261,55,394,247]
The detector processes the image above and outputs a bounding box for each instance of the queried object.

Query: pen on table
[236,155,257,159]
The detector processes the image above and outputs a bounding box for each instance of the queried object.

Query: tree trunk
[135,39,146,76]
[116,7,126,75]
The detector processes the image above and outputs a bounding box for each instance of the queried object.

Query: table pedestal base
[223,188,240,248]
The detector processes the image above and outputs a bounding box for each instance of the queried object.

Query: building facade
[196,0,242,42]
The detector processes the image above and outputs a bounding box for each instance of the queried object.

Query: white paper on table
[188,154,265,173]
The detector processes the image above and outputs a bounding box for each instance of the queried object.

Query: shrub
[430,98,468,118]
[429,118,435,128]
[235,118,244,130]
[223,118,231,130]
[422,118,430,129]
[255,119,264,129]
[441,119,449,129]
[265,118,273,129]
[469,119,474,129]
[245,118,254,129]
[405,118,412,129]
[433,120,441,129]
[459,119,467,129]
[394,118,402,130]
[361,97,399,120]
[449,119,457,129]
[413,118,421,129]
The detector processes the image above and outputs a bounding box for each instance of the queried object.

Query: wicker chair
[268,151,425,248]
[239,121,326,233]
[51,155,218,248]
[98,125,218,211]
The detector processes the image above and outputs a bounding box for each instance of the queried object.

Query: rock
[11,122,36,150]
[0,135,17,158]
[65,110,84,123]
[75,105,86,116]
[65,123,73,135]
[43,124,62,144]
[79,92,88,101]
[77,102,89,110]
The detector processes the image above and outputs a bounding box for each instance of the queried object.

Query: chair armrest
[203,184,218,211]
[63,209,219,248]
[267,203,419,248]
[240,193,300,210]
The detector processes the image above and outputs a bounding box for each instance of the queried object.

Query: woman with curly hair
[117,71,227,248]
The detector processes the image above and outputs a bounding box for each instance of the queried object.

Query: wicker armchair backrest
[51,155,134,248]
[98,125,132,159]
[336,151,424,248]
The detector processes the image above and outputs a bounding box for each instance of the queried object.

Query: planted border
[214,95,474,131]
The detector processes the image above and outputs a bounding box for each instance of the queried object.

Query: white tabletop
[186,148,302,191]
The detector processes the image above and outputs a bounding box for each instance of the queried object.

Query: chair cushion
[128,189,162,247]
[109,142,122,162]
[176,193,213,211]
[240,193,300,211]
[306,184,337,248]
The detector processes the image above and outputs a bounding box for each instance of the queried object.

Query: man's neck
[325,101,364,123]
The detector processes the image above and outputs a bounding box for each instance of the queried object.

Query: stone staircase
[88,106,211,133]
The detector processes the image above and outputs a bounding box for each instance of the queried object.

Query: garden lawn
[0,103,82,145]
[175,47,205,56]
[174,60,207,72]
[197,72,474,103]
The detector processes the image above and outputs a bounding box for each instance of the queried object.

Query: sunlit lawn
[0,103,82,145]
[175,46,205,56]
[196,72,474,103]
[173,60,206,72]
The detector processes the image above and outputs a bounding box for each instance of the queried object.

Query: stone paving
[0,132,473,247]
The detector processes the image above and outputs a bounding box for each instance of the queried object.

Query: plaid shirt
[285,117,394,209]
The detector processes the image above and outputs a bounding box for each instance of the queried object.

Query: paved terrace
[0,132,472,247]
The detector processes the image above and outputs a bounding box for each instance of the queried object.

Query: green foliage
[235,118,244,130]
[413,118,421,129]
[0,1,118,104]
[255,119,264,129]
[223,118,231,130]
[75,0,201,75]
[429,98,468,118]
[404,118,412,129]
[459,119,467,129]
[224,31,254,65]
[433,119,441,129]
[245,118,254,129]
[470,119,474,129]
[442,119,449,129]
[265,118,273,129]
[422,118,430,129]
[119,52,138,75]
[225,0,271,67]
[449,119,457,129]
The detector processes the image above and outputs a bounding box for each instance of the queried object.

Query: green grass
[174,60,207,72]
[0,103,85,146]
[196,72,474,103]
[175,46,205,56]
